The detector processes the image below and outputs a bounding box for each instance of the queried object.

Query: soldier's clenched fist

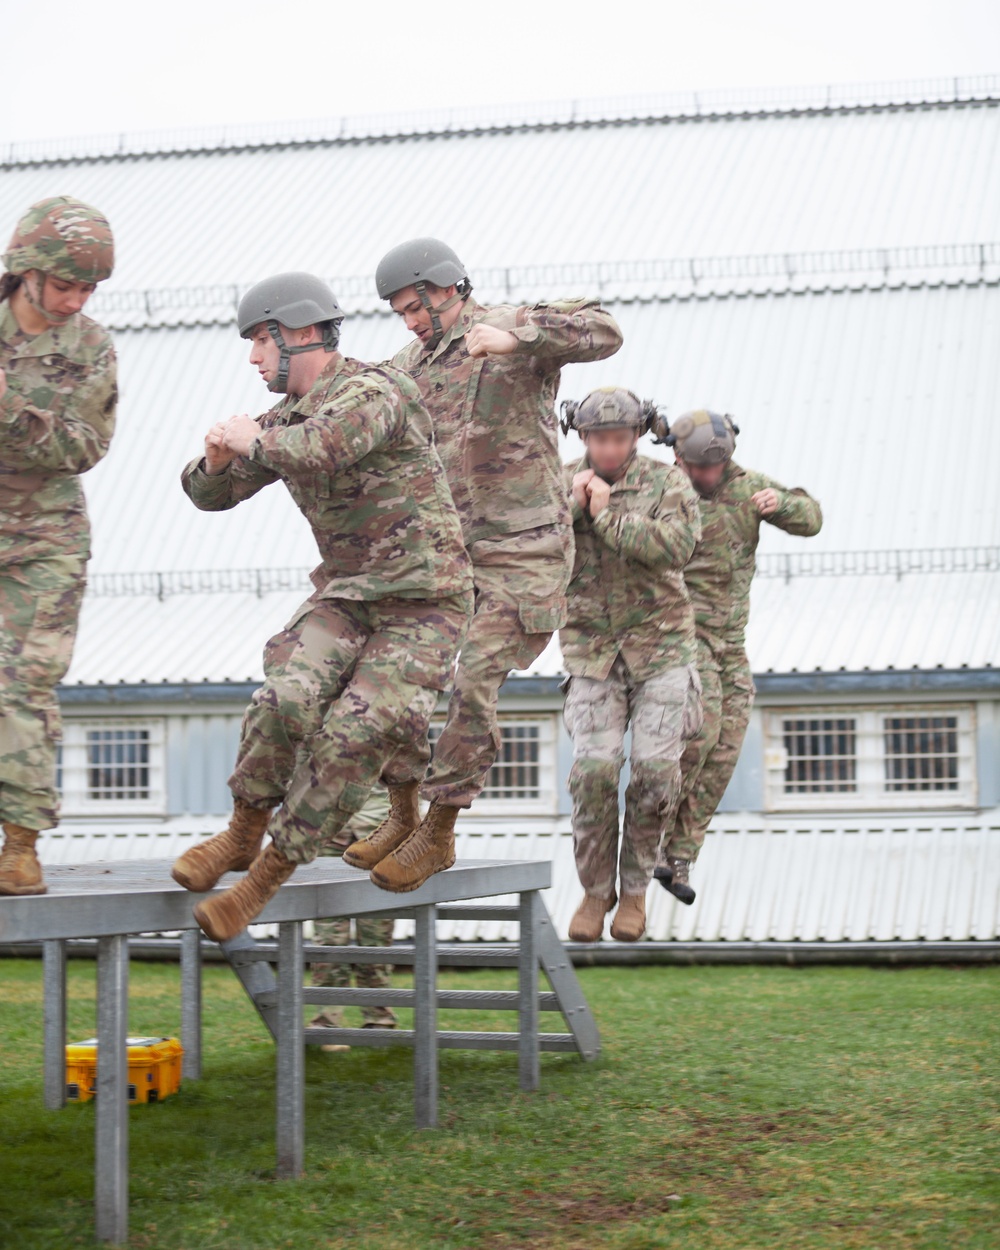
[466,324,518,358]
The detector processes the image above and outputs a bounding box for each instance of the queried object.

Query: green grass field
[0,958,996,1250]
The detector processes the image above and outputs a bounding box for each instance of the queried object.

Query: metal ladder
[219,898,600,1063]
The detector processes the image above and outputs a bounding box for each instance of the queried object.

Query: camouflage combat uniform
[562,454,703,898]
[390,297,622,807]
[311,788,397,1028]
[660,462,823,863]
[181,355,473,862]
[0,300,117,830]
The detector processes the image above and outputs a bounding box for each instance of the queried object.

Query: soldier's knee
[569,757,621,802]
[626,759,682,817]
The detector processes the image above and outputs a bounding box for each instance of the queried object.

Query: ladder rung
[236,944,526,968]
[303,1027,578,1052]
[258,987,560,1010]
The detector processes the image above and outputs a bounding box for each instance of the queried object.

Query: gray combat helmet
[237,272,345,394]
[375,237,472,350]
[560,387,669,441]
[666,410,739,465]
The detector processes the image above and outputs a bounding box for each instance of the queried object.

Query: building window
[58,719,166,816]
[428,716,557,814]
[765,706,976,810]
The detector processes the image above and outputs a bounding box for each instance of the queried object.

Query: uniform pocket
[518,597,567,634]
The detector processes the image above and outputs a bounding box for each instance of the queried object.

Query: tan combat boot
[192,843,296,943]
[610,891,647,942]
[568,892,616,942]
[171,799,275,893]
[0,824,47,896]
[342,782,421,871]
[369,800,458,893]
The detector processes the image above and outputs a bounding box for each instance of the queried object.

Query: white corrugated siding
[2,89,998,292]
[35,815,1000,943]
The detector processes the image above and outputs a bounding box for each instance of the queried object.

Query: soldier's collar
[425,297,481,362]
[581,452,642,491]
[287,353,355,417]
[0,297,83,357]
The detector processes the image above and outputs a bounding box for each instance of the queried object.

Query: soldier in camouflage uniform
[170,273,473,942]
[345,239,623,892]
[310,788,398,1044]
[0,198,117,896]
[654,411,823,904]
[560,389,703,943]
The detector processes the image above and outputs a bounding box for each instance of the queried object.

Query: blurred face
[28,271,97,319]
[389,283,462,345]
[677,455,727,495]
[584,427,640,480]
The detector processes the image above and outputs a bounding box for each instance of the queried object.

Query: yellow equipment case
[65,1036,184,1104]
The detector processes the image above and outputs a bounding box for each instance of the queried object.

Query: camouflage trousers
[312,790,397,1027]
[393,526,571,809]
[0,547,87,830]
[658,647,755,865]
[565,656,703,897]
[230,590,471,864]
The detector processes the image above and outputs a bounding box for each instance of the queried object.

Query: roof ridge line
[3,73,998,167]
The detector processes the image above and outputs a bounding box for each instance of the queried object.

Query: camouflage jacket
[391,297,623,546]
[0,298,117,555]
[684,460,823,666]
[182,355,472,602]
[560,453,701,681]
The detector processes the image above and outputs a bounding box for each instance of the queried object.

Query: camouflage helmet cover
[2,196,115,283]
[667,409,739,465]
[560,387,669,441]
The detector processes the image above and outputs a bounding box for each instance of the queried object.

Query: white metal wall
[36,812,1000,944]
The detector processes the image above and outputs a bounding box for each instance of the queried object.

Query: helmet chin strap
[266,320,332,394]
[415,280,465,351]
[21,272,75,327]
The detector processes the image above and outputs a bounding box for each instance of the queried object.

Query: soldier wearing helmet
[172,272,473,941]
[0,197,117,897]
[654,410,823,905]
[346,238,622,894]
[559,388,703,943]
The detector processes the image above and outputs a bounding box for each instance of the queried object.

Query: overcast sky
[1,0,997,147]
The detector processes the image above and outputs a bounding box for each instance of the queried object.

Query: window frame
[58,717,168,817]
[428,714,559,816]
[763,704,978,812]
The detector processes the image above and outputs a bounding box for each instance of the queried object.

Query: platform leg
[413,904,438,1129]
[95,935,129,1244]
[180,930,202,1080]
[43,939,67,1109]
[518,891,540,1091]
[276,920,304,1178]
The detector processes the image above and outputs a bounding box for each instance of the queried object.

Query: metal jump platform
[0,856,598,1245]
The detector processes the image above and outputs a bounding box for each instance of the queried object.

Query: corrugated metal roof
[35,815,1000,943]
[1,85,997,293]
[79,279,999,576]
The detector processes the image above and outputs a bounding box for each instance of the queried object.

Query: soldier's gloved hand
[751,488,779,516]
[221,413,262,457]
[572,469,596,512]
[466,324,518,358]
[587,476,611,518]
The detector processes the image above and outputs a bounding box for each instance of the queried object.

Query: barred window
[782,718,857,793]
[58,719,166,815]
[765,706,976,810]
[428,716,557,812]
[883,715,959,792]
